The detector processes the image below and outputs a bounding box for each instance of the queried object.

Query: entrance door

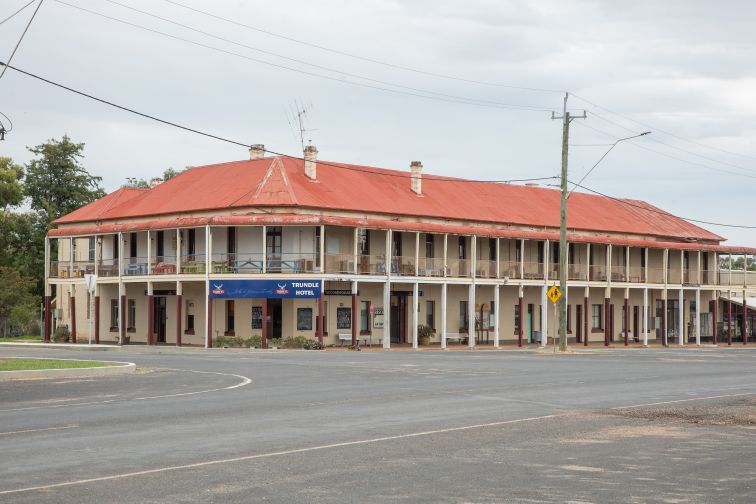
[267,299,283,339]
[527,304,534,343]
[609,304,615,342]
[390,295,407,344]
[153,297,167,343]
[576,305,582,343]
[633,306,639,342]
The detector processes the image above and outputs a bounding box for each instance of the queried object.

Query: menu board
[336,307,352,329]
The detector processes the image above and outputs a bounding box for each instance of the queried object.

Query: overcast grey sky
[1,0,754,245]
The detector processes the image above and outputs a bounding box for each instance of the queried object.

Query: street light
[568,131,651,198]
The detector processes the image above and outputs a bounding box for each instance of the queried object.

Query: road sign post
[547,285,562,352]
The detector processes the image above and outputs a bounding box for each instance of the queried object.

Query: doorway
[390,295,408,344]
[153,297,167,344]
[267,299,282,339]
[633,306,639,342]
[576,305,582,343]
[527,304,534,343]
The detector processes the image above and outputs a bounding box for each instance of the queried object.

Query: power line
[54,0,556,113]
[0,0,44,81]
[0,60,558,185]
[94,0,554,112]
[161,0,564,95]
[568,180,756,230]
[573,121,756,180]
[0,0,36,26]
[571,93,756,163]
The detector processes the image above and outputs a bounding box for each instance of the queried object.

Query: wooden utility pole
[553,94,585,351]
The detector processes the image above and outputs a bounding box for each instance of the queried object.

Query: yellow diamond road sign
[547,285,562,304]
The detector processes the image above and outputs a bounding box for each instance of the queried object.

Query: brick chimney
[249,144,265,160]
[410,161,423,195]
[304,143,318,180]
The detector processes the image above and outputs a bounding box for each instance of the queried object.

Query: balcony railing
[547,264,559,281]
[628,266,643,283]
[446,258,470,278]
[667,269,681,284]
[701,269,718,285]
[718,269,756,286]
[97,258,119,277]
[499,260,520,280]
[393,255,417,276]
[418,257,444,277]
[151,255,177,275]
[523,261,542,280]
[50,261,66,278]
[124,256,149,276]
[682,269,698,285]
[181,253,207,274]
[568,264,587,281]
[266,253,317,274]
[589,265,607,282]
[357,254,387,275]
[210,253,265,274]
[476,260,496,278]
[325,253,353,274]
[647,267,664,284]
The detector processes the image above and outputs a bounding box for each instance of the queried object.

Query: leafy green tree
[124,167,183,188]
[23,135,105,225]
[0,266,37,337]
[0,157,24,210]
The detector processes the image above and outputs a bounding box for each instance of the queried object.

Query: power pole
[552,93,585,351]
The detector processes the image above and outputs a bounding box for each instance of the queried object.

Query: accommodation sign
[208,280,321,299]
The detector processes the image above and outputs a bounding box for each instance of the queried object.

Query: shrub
[280,335,308,349]
[53,325,70,343]
[246,335,262,348]
[267,337,282,348]
[303,339,323,350]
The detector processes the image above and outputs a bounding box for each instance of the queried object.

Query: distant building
[44,145,756,348]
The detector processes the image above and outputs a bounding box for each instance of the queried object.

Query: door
[609,304,615,342]
[633,306,639,342]
[267,299,282,339]
[576,305,582,343]
[153,297,167,344]
[527,304,534,343]
[390,296,400,344]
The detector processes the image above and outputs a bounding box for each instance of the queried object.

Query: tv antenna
[291,100,316,153]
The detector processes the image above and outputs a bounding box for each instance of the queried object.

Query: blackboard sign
[324,289,359,296]
[297,308,313,331]
[251,306,262,329]
[336,307,352,329]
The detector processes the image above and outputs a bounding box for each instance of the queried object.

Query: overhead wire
[160,0,564,94]
[54,0,556,113]
[0,60,558,185]
[0,109,13,131]
[568,180,756,230]
[0,0,44,81]
[0,0,36,26]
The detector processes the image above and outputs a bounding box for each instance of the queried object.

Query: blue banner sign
[209,280,321,299]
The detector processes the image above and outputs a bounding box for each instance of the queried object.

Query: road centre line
[0,425,78,437]
[611,391,756,410]
[0,413,566,496]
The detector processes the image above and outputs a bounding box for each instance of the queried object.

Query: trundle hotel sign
[209,280,322,299]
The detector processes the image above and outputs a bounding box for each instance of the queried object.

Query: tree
[124,167,184,188]
[23,135,105,225]
[0,266,37,337]
[0,157,24,210]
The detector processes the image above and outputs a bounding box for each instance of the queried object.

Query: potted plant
[417,324,434,346]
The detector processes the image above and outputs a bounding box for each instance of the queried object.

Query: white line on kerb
[0,425,78,437]
[611,392,756,410]
[0,413,564,495]
[0,369,251,413]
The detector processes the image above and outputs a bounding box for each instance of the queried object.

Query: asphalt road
[0,346,754,503]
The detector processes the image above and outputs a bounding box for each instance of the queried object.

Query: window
[127,299,136,330]
[702,253,708,271]
[358,229,370,256]
[113,235,119,259]
[225,300,235,334]
[337,307,351,329]
[514,304,521,335]
[72,239,77,260]
[641,248,646,268]
[489,239,496,261]
[426,300,435,329]
[537,241,544,264]
[227,227,236,255]
[459,301,468,331]
[552,242,559,265]
[187,229,196,260]
[425,234,434,259]
[458,237,466,260]
[592,304,603,330]
[110,299,119,330]
[185,300,195,333]
[315,227,322,268]
[568,243,575,266]
[297,308,313,331]
[392,231,402,257]
[589,246,594,266]
[251,306,262,329]
[515,240,522,262]
[130,233,137,258]
[156,230,164,259]
[360,301,371,333]
[88,237,95,262]
[266,227,282,258]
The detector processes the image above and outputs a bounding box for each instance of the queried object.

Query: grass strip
[0,359,121,371]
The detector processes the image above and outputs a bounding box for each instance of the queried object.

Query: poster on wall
[336,307,352,329]
[297,308,313,331]
[251,306,262,329]
[373,307,384,328]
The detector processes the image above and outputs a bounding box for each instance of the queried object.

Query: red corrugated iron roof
[54,156,724,243]
[48,213,756,254]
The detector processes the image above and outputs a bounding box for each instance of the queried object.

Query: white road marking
[0,425,78,436]
[611,392,756,410]
[0,413,566,495]
[0,369,251,412]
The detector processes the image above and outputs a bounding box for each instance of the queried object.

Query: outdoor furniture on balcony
[231,258,263,273]
[182,262,206,274]
[152,262,177,275]
[125,263,148,275]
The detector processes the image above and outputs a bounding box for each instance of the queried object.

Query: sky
[1,0,755,246]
